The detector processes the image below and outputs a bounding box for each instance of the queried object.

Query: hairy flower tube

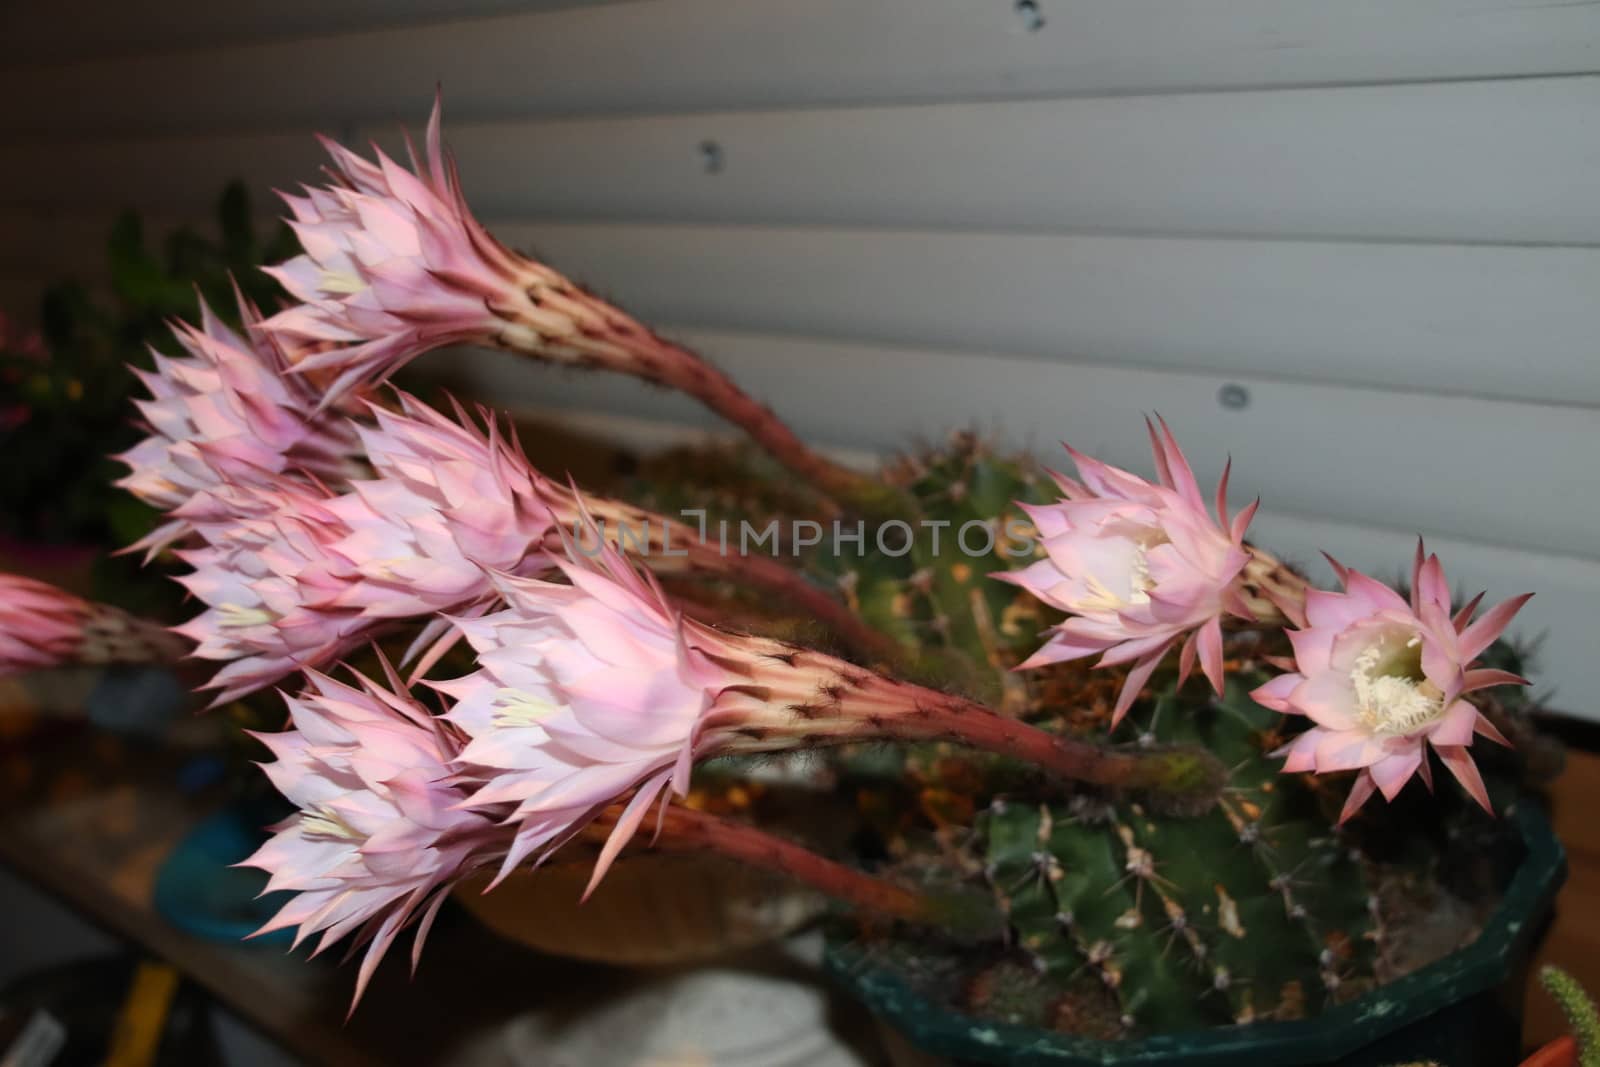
[1002,419,1262,724]
[115,292,361,556]
[433,537,1226,890]
[258,98,892,515]
[1251,545,1531,821]
[0,573,186,674]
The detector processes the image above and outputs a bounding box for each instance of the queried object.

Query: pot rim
[824,801,1566,1067]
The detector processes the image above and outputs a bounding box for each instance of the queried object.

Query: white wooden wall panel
[8,77,1600,243]
[3,2,1595,710]
[0,1,604,64]
[9,1,1600,128]
[437,329,1600,561]
[502,224,1600,407]
[0,133,325,218]
[7,213,1600,408]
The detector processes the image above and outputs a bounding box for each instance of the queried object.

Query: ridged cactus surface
[621,430,1535,1039]
[972,672,1378,1033]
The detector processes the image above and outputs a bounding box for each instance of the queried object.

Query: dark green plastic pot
[826,803,1565,1067]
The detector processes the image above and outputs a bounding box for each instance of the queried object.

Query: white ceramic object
[453,934,884,1067]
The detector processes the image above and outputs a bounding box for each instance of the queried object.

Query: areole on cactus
[8,94,1541,1040]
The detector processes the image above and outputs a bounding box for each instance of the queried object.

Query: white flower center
[1073,535,1161,614]
[1349,633,1444,736]
[217,603,276,629]
[491,688,561,727]
[300,804,362,842]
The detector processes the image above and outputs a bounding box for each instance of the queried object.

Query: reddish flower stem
[511,285,904,518]
[639,341,896,517]
[626,804,1001,936]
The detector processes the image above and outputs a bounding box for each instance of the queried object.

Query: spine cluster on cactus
[0,94,1533,1022]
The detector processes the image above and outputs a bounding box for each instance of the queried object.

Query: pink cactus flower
[260,98,563,402]
[168,391,780,701]
[1251,545,1531,821]
[432,541,742,894]
[172,480,379,703]
[241,665,503,1005]
[1001,419,1258,725]
[0,573,186,674]
[338,394,566,617]
[257,101,889,513]
[170,395,562,700]
[115,293,361,556]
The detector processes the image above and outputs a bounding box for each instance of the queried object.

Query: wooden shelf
[0,723,624,1067]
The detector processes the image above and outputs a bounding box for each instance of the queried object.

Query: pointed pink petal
[1338,771,1379,824]
[1251,672,1303,713]
[1154,416,1206,513]
[1429,699,1480,747]
[1474,713,1513,748]
[1196,616,1225,696]
[1452,592,1485,633]
[1369,748,1423,801]
[1213,456,1232,530]
[1176,631,1197,687]
[1460,668,1528,694]
[1458,593,1533,662]
[583,778,667,901]
[1110,652,1165,728]
[1435,745,1493,814]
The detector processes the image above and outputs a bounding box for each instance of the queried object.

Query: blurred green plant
[0,183,295,606]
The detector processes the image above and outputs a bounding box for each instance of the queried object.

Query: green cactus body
[617,433,1531,1040]
[972,672,1378,1034]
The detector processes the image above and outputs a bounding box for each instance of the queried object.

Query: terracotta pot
[1521,1036,1578,1067]
[453,852,825,965]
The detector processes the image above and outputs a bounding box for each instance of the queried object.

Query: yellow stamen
[300,805,362,841]
[492,688,562,727]
[1350,634,1444,736]
[319,268,369,295]
[217,603,276,629]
